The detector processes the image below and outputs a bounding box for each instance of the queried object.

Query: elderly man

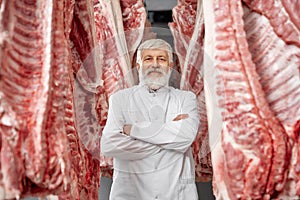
[101,39,199,200]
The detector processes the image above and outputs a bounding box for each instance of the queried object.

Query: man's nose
[151,60,160,67]
[151,59,158,65]
[151,64,159,68]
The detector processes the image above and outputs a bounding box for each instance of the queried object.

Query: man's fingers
[173,114,189,121]
[123,125,132,135]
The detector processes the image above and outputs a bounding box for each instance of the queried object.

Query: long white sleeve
[130,91,199,153]
[101,93,162,160]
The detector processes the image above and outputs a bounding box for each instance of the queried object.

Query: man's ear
[169,62,174,69]
[136,63,140,70]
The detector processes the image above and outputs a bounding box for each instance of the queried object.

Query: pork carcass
[93,0,146,178]
[203,0,298,199]
[0,0,102,199]
[60,0,101,199]
[0,0,72,198]
[169,0,198,71]
[70,0,102,160]
[242,1,300,197]
[170,0,212,182]
[120,0,147,63]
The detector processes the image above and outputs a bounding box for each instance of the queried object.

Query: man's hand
[123,114,188,136]
[172,114,189,121]
[123,124,132,136]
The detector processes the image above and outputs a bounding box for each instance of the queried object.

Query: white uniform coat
[101,85,199,200]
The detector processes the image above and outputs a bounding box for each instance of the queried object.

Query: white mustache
[144,67,165,76]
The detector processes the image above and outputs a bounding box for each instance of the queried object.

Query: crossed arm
[123,113,189,134]
[100,92,199,161]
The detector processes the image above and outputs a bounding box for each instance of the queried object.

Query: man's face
[139,49,173,89]
[141,49,170,78]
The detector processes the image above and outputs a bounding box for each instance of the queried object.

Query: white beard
[139,66,171,90]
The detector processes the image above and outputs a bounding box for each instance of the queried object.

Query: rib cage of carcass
[203,0,300,199]
[90,0,147,178]
[0,0,101,199]
[169,0,213,182]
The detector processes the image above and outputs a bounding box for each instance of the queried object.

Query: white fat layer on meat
[32,0,52,165]
[210,142,231,200]
[225,80,248,89]
[203,0,224,152]
[1,111,15,127]
[237,103,254,111]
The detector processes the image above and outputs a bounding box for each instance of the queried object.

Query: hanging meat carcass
[169,0,213,182]
[169,0,198,70]
[93,0,147,178]
[60,0,102,199]
[0,0,72,198]
[121,0,148,63]
[203,0,300,199]
[0,0,102,199]
[242,1,300,196]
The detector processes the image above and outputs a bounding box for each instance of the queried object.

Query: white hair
[136,39,173,66]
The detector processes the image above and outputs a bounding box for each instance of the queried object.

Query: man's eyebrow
[142,55,167,58]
